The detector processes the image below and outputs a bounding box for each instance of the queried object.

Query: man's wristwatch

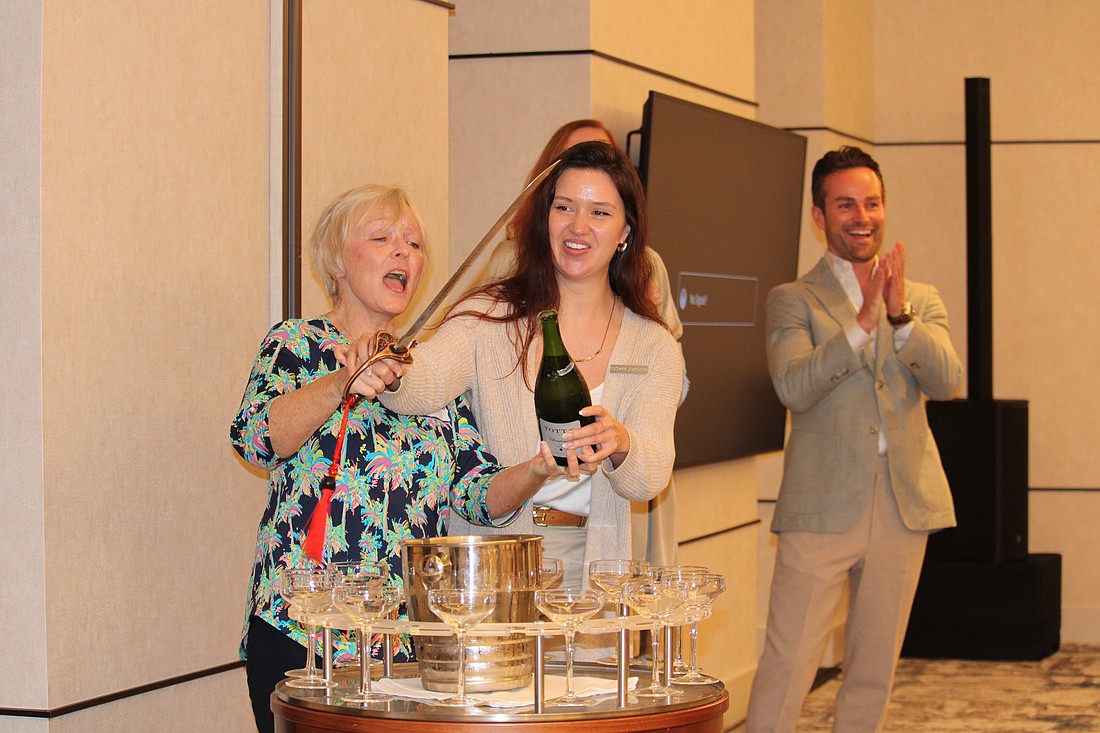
[887,302,914,327]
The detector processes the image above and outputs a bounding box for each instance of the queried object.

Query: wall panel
[449,0,590,56]
[873,0,1100,142]
[873,145,969,392]
[40,0,271,704]
[592,0,755,100]
[301,0,452,331]
[1031,492,1100,643]
[679,528,756,727]
[0,0,48,711]
[988,145,1100,486]
[39,670,253,733]
[589,56,757,142]
[14,0,455,728]
[754,1,825,130]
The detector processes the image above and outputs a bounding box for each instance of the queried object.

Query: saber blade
[341,158,561,396]
[394,158,560,349]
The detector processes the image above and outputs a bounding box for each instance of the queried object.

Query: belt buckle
[532,506,550,527]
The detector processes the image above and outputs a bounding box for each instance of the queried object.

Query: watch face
[888,303,913,325]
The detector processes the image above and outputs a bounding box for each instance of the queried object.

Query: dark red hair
[524,119,618,185]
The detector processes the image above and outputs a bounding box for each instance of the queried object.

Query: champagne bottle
[534,309,595,467]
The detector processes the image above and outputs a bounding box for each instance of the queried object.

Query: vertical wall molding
[282,0,303,320]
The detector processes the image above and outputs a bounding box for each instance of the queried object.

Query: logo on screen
[675,272,758,327]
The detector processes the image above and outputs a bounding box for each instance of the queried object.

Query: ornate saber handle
[342,331,416,401]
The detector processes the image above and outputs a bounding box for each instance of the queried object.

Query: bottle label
[539,418,582,460]
[554,362,576,378]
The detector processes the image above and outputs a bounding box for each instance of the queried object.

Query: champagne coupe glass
[621,577,688,697]
[328,560,390,670]
[275,570,309,679]
[426,588,496,707]
[535,589,606,707]
[332,578,403,704]
[673,573,726,685]
[651,566,710,674]
[278,567,336,689]
[587,559,650,665]
[539,557,564,589]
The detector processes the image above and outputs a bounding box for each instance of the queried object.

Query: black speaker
[902,553,1061,660]
[925,399,1029,562]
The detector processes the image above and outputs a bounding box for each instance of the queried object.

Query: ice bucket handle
[415,553,450,584]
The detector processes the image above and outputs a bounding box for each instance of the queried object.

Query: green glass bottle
[535,309,595,467]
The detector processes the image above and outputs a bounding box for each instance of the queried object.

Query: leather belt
[532,506,588,527]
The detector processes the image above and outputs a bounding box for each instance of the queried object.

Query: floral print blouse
[231,316,515,662]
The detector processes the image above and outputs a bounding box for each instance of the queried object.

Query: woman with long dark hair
[377,142,683,589]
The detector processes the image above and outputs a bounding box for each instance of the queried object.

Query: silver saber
[396,158,561,349]
[343,158,561,397]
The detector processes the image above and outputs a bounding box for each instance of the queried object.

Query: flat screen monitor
[638,92,806,467]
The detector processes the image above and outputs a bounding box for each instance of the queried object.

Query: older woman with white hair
[230,184,557,733]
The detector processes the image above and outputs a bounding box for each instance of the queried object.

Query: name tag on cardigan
[610,364,648,375]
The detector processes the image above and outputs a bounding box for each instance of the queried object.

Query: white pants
[747,457,929,733]
[537,525,587,589]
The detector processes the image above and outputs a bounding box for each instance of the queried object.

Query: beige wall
[1,0,49,712]
[873,0,1100,489]
[39,3,270,705]
[300,0,452,331]
[591,0,755,97]
[2,0,451,730]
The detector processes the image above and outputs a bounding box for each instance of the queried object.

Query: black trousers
[245,616,322,733]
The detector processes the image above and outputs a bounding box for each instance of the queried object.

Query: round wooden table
[273,664,728,733]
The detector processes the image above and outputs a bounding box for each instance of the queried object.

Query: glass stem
[564,627,576,698]
[359,626,371,695]
[617,598,630,661]
[456,629,467,701]
[650,624,661,688]
[689,622,700,673]
[305,624,318,677]
[663,623,674,686]
[323,627,334,686]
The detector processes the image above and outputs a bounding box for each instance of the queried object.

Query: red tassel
[303,476,335,563]
[302,396,357,564]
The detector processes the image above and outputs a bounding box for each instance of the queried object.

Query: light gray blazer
[765,257,963,534]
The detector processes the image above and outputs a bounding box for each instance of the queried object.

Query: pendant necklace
[574,300,617,363]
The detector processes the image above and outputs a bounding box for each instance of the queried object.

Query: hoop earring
[616,241,629,253]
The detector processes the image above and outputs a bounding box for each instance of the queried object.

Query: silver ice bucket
[401,534,542,692]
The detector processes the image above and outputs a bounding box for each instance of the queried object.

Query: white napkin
[373,674,637,708]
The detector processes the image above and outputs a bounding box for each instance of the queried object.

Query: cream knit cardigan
[380,297,684,571]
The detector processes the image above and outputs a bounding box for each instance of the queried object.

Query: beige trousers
[747,457,929,733]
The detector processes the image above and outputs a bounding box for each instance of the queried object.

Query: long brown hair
[448,141,662,384]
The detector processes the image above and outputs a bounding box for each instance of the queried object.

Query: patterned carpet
[734,644,1100,732]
